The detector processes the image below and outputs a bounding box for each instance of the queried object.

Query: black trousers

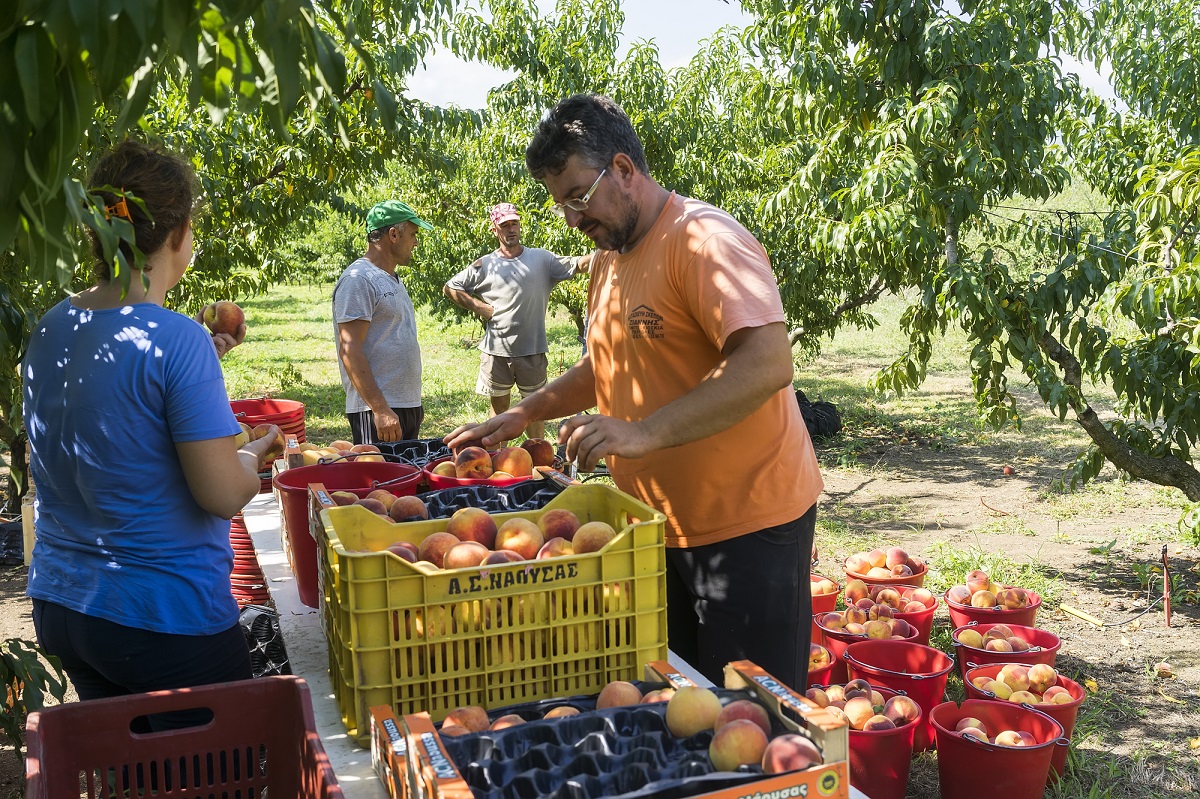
[347,405,424,445]
[665,503,816,689]
[33,599,252,731]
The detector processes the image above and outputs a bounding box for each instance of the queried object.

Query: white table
[242,493,867,799]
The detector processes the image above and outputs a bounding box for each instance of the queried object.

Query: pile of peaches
[341,500,618,570]
[429,439,556,481]
[844,546,926,580]
[946,569,1032,610]
[802,680,920,733]
[968,663,1072,706]
[816,596,919,640]
[294,438,385,466]
[953,717,1042,747]
[955,623,1037,655]
[440,682,824,775]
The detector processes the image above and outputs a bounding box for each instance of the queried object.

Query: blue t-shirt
[23,299,242,635]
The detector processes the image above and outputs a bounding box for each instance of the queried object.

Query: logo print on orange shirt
[628,305,664,340]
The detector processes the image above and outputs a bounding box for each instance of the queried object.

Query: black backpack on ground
[795,389,843,440]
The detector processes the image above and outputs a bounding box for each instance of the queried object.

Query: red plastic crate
[25,676,342,799]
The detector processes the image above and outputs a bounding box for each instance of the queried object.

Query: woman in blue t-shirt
[22,141,280,724]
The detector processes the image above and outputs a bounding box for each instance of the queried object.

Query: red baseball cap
[489,203,520,225]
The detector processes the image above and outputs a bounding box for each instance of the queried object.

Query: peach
[971,677,992,690]
[251,424,285,460]
[808,643,831,671]
[845,554,872,575]
[520,437,556,467]
[431,461,457,477]
[984,638,1013,652]
[355,497,389,516]
[366,489,398,511]
[874,588,903,609]
[438,724,471,737]
[1027,663,1058,694]
[1008,690,1040,704]
[866,567,892,579]
[843,622,866,635]
[417,532,460,568]
[1007,636,1031,652]
[387,542,419,562]
[823,706,848,723]
[864,620,892,639]
[883,695,920,726]
[329,439,354,451]
[868,604,894,621]
[389,495,430,522]
[572,520,617,553]
[804,688,829,707]
[537,538,574,558]
[823,685,846,703]
[709,719,769,771]
[998,664,1031,692]
[843,606,868,625]
[993,729,1026,747]
[889,564,914,577]
[965,569,991,594]
[491,446,534,477]
[1042,686,1072,704]
[819,612,846,630]
[330,490,359,506]
[202,300,244,336]
[902,601,926,613]
[444,541,490,569]
[970,590,998,608]
[986,624,1015,639]
[596,680,643,709]
[843,679,873,699]
[640,688,675,704]
[885,547,908,569]
[906,587,935,605]
[446,506,498,549]
[843,696,876,730]
[862,715,896,731]
[870,690,886,707]
[982,680,1013,700]
[714,699,772,737]
[543,706,581,719]
[955,717,988,734]
[855,597,875,611]
[538,508,581,541]
[995,587,1028,609]
[889,618,912,638]
[865,549,887,569]
[490,714,525,730]
[947,585,972,605]
[664,687,723,738]
[454,446,493,479]
[906,556,925,572]
[959,726,989,742]
[481,549,524,565]
[496,517,544,560]
[442,705,489,732]
[844,579,870,603]
[761,733,822,774]
[811,577,838,595]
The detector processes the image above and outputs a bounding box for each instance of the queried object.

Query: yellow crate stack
[317,483,668,744]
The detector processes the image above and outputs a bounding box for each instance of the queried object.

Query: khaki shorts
[477,352,548,397]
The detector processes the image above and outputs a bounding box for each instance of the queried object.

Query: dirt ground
[0,426,1197,798]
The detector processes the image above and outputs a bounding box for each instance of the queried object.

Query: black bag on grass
[795,389,843,439]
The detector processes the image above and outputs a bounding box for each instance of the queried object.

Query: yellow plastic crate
[317,483,668,744]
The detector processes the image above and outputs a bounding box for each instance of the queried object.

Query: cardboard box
[385,660,850,799]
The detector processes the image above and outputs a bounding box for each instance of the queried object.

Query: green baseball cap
[366,200,433,232]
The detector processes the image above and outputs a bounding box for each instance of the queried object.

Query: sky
[407,1,1114,109]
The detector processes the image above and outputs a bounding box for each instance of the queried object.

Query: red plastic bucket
[810,573,840,645]
[811,684,918,799]
[951,622,1060,680]
[944,586,1041,629]
[963,663,1085,782]
[843,639,954,752]
[230,398,307,442]
[930,699,1066,799]
[815,617,921,685]
[272,461,422,607]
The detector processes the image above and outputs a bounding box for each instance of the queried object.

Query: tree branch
[1038,331,1200,500]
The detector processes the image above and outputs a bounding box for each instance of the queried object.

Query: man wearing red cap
[444,203,592,441]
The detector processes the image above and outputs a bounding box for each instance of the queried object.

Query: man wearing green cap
[332,200,433,444]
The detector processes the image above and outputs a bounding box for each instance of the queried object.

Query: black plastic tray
[437,686,801,799]
[418,481,566,519]
[376,438,453,467]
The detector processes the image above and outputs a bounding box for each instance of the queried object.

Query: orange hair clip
[104,197,131,222]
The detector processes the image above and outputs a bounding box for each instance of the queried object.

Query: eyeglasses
[550,168,606,217]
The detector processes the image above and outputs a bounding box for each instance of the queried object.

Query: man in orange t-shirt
[446,94,823,688]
